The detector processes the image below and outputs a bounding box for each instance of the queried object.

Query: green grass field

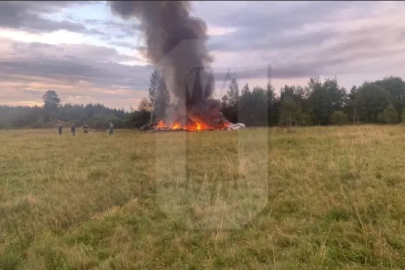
[1,125,405,269]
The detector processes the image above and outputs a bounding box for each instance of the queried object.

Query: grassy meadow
[1,125,405,269]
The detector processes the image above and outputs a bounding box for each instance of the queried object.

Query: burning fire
[172,122,182,130]
[156,120,168,129]
[153,120,229,132]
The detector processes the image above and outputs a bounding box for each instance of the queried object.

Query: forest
[1,71,405,129]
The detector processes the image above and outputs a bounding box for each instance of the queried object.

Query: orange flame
[172,122,182,130]
[154,119,227,131]
[157,120,168,129]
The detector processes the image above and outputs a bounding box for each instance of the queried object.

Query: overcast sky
[1,1,405,110]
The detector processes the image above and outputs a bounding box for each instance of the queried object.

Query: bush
[128,110,150,128]
[111,118,124,129]
[377,113,383,124]
[298,113,312,126]
[402,111,405,124]
[380,104,398,124]
[90,113,123,129]
[331,111,348,125]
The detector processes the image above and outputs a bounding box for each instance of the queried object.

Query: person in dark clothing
[71,123,76,136]
[109,122,114,135]
[58,124,63,135]
[83,125,89,134]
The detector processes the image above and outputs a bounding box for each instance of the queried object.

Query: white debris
[226,123,246,131]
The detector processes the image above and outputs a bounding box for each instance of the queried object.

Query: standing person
[71,123,76,136]
[58,124,63,135]
[109,122,114,135]
[83,124,89,134]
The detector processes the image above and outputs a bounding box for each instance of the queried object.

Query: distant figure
[71,123,76,136]
[109,122,114,135]
[83,125,89,134]
[58,124,63,135]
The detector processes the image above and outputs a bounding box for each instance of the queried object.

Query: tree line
[132,71,405,128]
[2,73,405,129]
[0,91,131,129]
[218,76,405,127]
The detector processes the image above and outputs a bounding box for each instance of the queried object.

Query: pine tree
[154,77,170,121]
[227,78,240,107]
[148,70,160,122]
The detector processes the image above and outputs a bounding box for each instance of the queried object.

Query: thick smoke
[109,1,227,128]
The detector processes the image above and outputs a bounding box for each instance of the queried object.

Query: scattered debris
[226,123,246,131]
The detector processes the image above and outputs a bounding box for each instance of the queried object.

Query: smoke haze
[109,1,231,128]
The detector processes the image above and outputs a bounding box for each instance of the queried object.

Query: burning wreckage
[140,69,246,132]
[109,1,245,132]
[142,119,246,132]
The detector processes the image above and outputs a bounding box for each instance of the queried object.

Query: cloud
[196,1,405,83]
[85,20,141,36]
[3,1,405,108]
[0,1,138,40]
[0,38,152,109]
[7,41,142,62]
[0,2,86,32]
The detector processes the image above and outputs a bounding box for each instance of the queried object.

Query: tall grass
[1,125,405,269]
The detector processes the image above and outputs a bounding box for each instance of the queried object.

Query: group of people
[58,122,114,136]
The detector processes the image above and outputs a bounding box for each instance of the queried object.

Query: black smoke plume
[109,1,229,128]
